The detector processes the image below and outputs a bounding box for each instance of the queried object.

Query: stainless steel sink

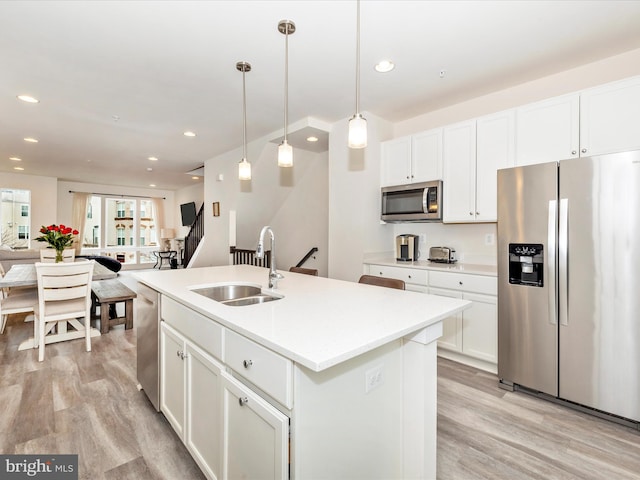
[190,284,282,307]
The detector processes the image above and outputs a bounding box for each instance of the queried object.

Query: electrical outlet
[419,233,427,244]
[365,365,384,393]
[485,233,495,246]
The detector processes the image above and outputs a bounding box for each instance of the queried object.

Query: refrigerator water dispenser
[508,243,544,287]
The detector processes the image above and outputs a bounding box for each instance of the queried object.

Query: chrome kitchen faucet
[256,225,283,289]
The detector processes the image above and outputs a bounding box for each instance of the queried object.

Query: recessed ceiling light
[148,156,158,161]
[24,137,38,143]
[374,60,395,73]
[149,184,156,187]
[9,157,22,161]
[14,166,24,171]
[17,95,39,103]
[306,136,319,142]
[183,131,196,137]
[192,176,199,180]
[147,167,153,172]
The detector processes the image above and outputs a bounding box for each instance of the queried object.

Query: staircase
[182,203,204,267]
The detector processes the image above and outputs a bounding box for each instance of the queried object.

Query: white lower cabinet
[221,372,288,480]
[429,271,497,372]
[366,264,429,293]
[161,322,223,480]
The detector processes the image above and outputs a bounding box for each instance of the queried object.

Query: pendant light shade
[278,20,295,167]
[348,0,367,149]
[237,61,252,180]
[278,140,293,167]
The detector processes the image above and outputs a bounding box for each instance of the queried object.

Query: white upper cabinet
[381,129,443,187]
[411,129,443,182]
[476,110,516,222]
[443,120,477,222]
[580,76,640,156]
[515,93,580,166]
[443,110,514,223]
[381,136,412,187]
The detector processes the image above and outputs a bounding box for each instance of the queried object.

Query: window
[80,195,161,266]
[18,225,29,239]
[0,188,31,248]
[117,226,125,246]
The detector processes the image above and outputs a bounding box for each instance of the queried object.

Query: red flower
[72,230,79,235]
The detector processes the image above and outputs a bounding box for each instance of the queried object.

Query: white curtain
[71,192,90,255]
[152,197,165,245]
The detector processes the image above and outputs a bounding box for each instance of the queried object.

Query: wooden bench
[91,279,137,334]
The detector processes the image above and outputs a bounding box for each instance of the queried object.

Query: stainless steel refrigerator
[497,150,640,424]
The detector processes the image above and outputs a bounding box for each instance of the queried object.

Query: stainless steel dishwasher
[136,282,160,411]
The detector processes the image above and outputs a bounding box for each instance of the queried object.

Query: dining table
[0,261,119,351]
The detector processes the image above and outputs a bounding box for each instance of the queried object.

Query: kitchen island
[134,265,470,480]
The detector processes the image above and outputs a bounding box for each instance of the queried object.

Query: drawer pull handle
[243,359,253,369]
[408,275,412,279]
[459,281,463,285]
[239,396,249,407]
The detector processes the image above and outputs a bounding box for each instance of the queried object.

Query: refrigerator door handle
[558,198,569,326]
[548,200,557,325]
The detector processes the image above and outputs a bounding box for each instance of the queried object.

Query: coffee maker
[396,234,419,261]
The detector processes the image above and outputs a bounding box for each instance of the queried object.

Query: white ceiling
[2,1,640,190]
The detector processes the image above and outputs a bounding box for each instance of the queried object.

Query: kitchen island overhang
[134,265,470,479]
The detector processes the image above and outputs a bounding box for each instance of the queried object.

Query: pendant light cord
[242,69,247,158]
[284,24,289,141]
[355,0,361,115]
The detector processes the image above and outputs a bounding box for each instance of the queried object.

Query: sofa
[0,248,122,273]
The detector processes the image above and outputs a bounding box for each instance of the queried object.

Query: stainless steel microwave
[381,180,443,222]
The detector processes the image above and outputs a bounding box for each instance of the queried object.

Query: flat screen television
[180,202,197,226]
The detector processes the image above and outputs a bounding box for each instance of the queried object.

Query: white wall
[0,172,58,248]
[174,182,204,238]
[328,113,395,281]
[56,180,175,230]
[198,133,329,276]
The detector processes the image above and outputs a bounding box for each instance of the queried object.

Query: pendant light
[278,20,295,167]
[348,0,367,149]
[237,61,252,180]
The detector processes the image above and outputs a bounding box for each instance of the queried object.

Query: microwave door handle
[422,188,428,213]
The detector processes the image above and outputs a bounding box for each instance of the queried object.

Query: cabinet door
[160,323,186,440]
[515,93,579,166]
[580,76,640,156]
[411,129,443,182]
[381,136,412,187]
[221,372,289,480]
[461,292,497,364]
[186,343,223,480]
[476,110,515,222]
[429,287,463,352]
[443,120,477,222]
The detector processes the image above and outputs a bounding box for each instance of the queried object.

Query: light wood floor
[1,312,639,479]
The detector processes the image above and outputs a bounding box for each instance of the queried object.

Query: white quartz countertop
[364,257,497,276]
[134,265,470,372]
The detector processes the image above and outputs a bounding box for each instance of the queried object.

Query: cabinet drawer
[225,330,293,408]
[161,296,223,361]
[429,271,497,295]
[368,265,428,286]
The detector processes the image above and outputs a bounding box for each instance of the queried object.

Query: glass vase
[55,248,64,263]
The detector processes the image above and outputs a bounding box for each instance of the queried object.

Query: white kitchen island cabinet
[135,265,469,480]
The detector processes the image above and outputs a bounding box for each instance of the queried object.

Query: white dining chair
[34,260,94,362]
[40,249,76,263]
[0,264,38,334]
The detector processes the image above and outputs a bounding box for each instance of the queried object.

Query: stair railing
[295,247,318,268]
[230,246,271,268]
[182,203,204,267]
